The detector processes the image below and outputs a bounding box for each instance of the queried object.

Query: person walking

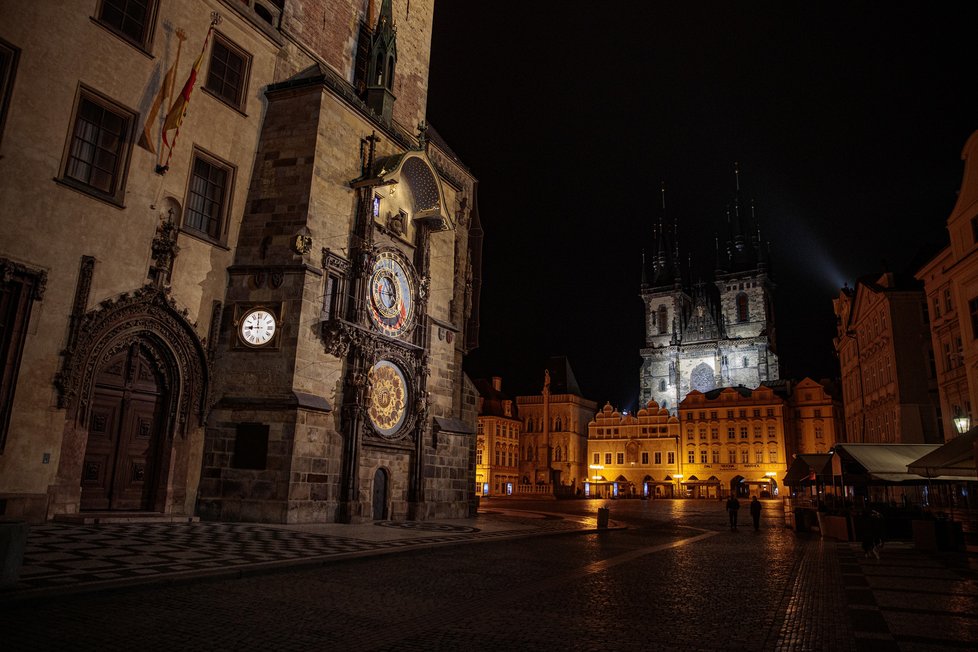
[750,496,762,530]
[726,495,740,530]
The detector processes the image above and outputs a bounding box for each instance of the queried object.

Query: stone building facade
[678,386,789,499]
[833,273,940,444]
[640,171,779,414]
[915,132,978,441]
[0,0,481,523]
[586,400,680,498]
[785,377,844,456]
[474,377,521,497]
[516,358,596,494]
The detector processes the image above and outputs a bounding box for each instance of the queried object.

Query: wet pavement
[1,500,976,651]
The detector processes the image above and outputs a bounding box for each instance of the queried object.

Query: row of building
[475,361,843,500]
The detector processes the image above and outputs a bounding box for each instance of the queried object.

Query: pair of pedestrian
[726,496,763,530]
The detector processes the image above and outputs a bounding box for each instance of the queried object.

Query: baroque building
[516,358,596,495]
[678,385,789,499]
[833,273,940,444]
[640,170,779,414]
[0,0,481,523]
[784,377,844,455]
[586,400,680,498]
[474,377,521,497]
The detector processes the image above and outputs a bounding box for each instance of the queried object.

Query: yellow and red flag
[159,21,216,169]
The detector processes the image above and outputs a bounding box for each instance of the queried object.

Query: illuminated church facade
[639,171,780,414]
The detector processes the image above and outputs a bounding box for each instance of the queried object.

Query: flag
[159,22,215,169]
[137,58,178,154]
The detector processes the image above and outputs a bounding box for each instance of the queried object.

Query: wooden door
[80,344,164,511]
[372,468,388,520]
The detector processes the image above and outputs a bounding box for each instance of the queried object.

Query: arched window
[527,445,533,461]
[385,56,395,90]
[657,305,668,334]
[736,293,749,322]
[555,416,562,431]
[526,419,533,433]
[555,446,562,462]
[659,379,666,392]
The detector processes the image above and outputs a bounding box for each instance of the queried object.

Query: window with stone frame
[654,451,661,464]
[728,448,736,464]
[0,261,44,452]
[736,293,749,322]
[605,452,612,465]
[667,452,675,464]
[712,449,720,463]
[184,147,234,242]
[700,448,707,463]
[616,452,624,465]
[59,87,136,205]
[740,449,749,463]
[593,452,600,464]
[0,37,18,150]
[205,32,251,111]
[95,0,158,50]
[642,452,649,464]
[688,449,695,464]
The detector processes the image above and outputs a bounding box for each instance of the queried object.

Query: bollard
[597,507,609,529]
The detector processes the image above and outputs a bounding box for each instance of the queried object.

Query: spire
[365,0,397,122]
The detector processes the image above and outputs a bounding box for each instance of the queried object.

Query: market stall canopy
[831,443,941,483]
[783,454,832,486]
[906,429,978,480]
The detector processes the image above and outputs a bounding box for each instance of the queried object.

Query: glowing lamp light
[674,474,684,480]
[953,415,971,434]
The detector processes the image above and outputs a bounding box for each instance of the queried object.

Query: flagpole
[155,29,185,167]
[157,12,221,174]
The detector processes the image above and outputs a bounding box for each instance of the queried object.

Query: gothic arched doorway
[80,343,168,511]
[372,467,389,520]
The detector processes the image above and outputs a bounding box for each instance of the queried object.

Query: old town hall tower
[639,168,779,413]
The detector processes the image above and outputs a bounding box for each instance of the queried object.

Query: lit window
[688,450,695,464]
[769,450,777,463]
[712,449,720,463]
[755,450,763,464]
[700,449,707,463]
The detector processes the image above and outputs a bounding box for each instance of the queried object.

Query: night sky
[424,2,978,411]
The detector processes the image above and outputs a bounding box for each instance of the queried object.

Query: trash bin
[597,507,609,529]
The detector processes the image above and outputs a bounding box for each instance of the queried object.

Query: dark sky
[424,2,978,411]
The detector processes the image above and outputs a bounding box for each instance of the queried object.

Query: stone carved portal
[53,285,208,516]
[690,362,716,393]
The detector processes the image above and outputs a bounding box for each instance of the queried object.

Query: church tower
[639,167,780,414]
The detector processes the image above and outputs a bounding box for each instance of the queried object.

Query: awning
[831,443,941,483]
[907,429,978,480]
[783,454,832,486]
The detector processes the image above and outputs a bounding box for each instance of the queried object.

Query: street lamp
[953,415,971,435]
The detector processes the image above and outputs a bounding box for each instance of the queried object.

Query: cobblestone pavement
[1,500,975,651]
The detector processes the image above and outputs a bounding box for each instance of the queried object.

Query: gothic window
[527,445,533,461]
[526,419,533,433]
[659,379,666,392]
[204,32,251,111]
[555,416,562,431]
[743,357,749,368]
[184,148,234,242]
[736,293,749,322]
[60,87,135,205]
[657,305,668,334]
[554,447,561,462]
[0,261,44,452]
[96,0,158,50]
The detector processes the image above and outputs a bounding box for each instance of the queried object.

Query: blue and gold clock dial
[368,360,408,437]
[368,251,415,337]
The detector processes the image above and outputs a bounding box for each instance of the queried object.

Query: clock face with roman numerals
[368,250,415,337]
[239,308,276,347]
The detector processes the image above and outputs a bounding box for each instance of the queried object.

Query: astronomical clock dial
[238,308,277,347]
[368,360,409,437]
[368,250,415,337]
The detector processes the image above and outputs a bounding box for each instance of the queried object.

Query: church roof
[474,377,519,418]
[545,356,584,396]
